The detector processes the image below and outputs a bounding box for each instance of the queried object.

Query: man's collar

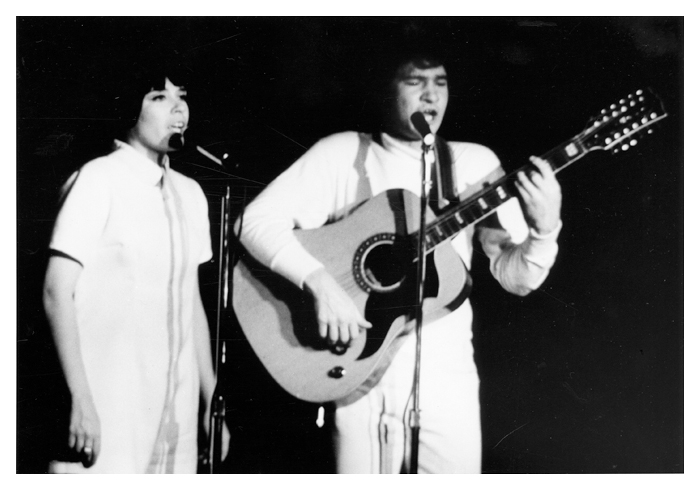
[380,132,423,158]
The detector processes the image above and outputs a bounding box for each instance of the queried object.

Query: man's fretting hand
[515,156,562,235]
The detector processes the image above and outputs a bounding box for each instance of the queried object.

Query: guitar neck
[409,87,666,254]
[417,134,588,253]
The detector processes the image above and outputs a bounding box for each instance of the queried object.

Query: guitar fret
[484,189,505,207]
[421,233,431,250]
[462,204,481,222]
[477,190,503,212]
[430,224,444,241]
[547,148,572,170]
[495,185,508,200]
[544,138,586,172]
[442,217,459,235]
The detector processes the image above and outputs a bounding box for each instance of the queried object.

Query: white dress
[48,141,212,473]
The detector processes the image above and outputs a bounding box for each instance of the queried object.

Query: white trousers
[333,322,482,474]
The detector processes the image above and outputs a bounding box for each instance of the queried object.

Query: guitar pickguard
[359,250,439,360]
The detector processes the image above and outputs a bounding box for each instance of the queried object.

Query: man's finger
[327,322,339,343]
[338,323,350,344]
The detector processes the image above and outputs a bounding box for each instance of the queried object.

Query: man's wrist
[530,219,562,239]
[302,266,327,295]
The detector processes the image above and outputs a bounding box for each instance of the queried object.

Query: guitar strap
[432,135,460,211]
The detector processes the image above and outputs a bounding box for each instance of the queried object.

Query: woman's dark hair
[107,50,191,140]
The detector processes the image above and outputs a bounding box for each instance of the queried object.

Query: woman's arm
[43,254,101,464]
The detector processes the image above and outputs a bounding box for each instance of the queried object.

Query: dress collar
[113,140,169,187]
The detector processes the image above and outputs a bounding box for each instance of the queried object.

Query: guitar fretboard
[419,136,587,253]
[415,88,666,253]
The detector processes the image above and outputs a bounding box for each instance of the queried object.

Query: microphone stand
[408,133,435,474]
[195,144,230,474]
[208,183,229,473]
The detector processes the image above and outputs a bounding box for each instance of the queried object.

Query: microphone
[196,144,228,167]
[169,132,231,168]
[410,112,435,146]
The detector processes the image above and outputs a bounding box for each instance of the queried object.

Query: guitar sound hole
[360,240,411,292]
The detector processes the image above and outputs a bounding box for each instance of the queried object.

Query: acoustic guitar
[232,89,666,405]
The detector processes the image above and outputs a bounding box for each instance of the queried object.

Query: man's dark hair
[373,25,448,98]
[357,21,453,132]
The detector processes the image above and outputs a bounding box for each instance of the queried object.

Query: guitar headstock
[582,88,667,154]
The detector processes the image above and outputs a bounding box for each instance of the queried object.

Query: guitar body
[233,189,471,405]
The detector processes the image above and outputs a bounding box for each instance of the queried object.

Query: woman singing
[42,65,229,473]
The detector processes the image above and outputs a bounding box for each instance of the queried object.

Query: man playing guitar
[235,40,562,473]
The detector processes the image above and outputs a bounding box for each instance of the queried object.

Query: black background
[17,17,682,473]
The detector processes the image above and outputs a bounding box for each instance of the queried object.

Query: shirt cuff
[523,220,562,267]
[269,241,325,289]
[528,219,563,241]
